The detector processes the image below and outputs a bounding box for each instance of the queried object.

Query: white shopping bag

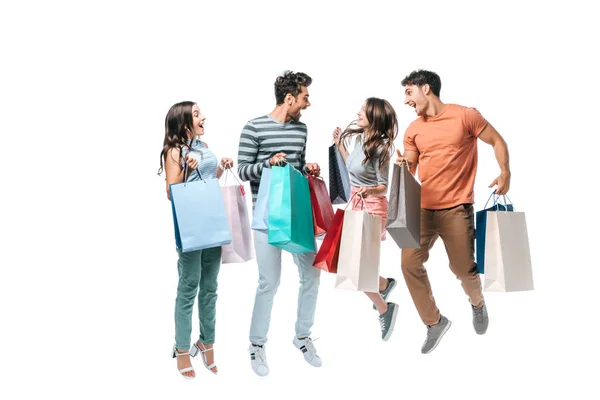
[484,210,534,292]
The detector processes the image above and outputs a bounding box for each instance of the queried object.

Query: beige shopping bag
[483,210,534,292]
[335,209,381,292]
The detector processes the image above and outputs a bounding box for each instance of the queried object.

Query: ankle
[379,278,389,291]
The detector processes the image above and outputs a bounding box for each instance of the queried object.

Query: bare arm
[164,148,197,201]
[333,127,349,163]
[478,123,511,195]
[395,149,419,175]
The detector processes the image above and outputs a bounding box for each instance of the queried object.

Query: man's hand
[489,171,511,195]
[269,152,287,166]
[305,163,320,177]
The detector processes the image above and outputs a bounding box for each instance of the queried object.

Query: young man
[397,69,511,354]
[237,70,322,376]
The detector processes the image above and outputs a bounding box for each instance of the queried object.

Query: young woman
[158,101,233,379]
[332,97,399,341]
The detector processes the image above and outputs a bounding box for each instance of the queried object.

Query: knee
[302,267,320,285]
[401,250,422,274]
[258,275,280,294]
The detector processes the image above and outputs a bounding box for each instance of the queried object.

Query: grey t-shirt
[346,135,389,187]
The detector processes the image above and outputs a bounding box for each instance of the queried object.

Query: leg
[401,209,440,326]
[437,205,483,307]
[175,248,202,350]
[249,231,283,346]
[292,247,321,339]
[196,246,222,373]
[365,291,388,314]
[174,248,202,378]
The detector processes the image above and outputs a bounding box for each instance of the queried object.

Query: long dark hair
[339,97,398,171]
[158,101,195,175]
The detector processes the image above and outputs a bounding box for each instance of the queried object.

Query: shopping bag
[308,175,335,237]
[220,170,255,263]
[385,161,421,248]
[251,168,271,232]
[483,197,534,292]
[329,144,351,204]
[313,209,345,273]
[267,164,316,253]
[335,206,381,292]
[170,170,232,252]
[475,192,514,273]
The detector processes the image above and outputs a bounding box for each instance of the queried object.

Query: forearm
[238,158,268,181]
[216,165,224,179]
[367,184,387,197]
[337,143,349,163]
[493,138,510,174]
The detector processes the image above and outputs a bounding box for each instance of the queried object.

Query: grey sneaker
[249,344,269,376]
[421,315,452,354]
[472,302,489,334]
[379,302,399,341]
[373,278,397,310]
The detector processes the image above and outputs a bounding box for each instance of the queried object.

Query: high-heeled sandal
[172,345,195,379]
[190,342,217,374]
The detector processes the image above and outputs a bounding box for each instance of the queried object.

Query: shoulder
[404,118,422,136]
[166,146,182,159]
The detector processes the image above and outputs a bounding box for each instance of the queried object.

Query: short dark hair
[401,69,441,97]
[274,70,312,104]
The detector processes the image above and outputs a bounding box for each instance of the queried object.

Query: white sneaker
[293,337,322,367]
[249,344,269,376]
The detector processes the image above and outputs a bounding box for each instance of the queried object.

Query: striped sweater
[237,114,308,210]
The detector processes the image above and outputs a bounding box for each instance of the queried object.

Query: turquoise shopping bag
[267,164,316,253]
[170,170,232,252]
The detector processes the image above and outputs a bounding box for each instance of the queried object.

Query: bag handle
[344,191,373,214]
[486,190,515,212]
[221,168,242,186]
[182,161,204,186]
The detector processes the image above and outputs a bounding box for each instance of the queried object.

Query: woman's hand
[220,157,234,169]
[185,155,199,170]
[333,127,343,147]
[355,186,371,198]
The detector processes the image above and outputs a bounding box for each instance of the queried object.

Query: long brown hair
[157,101,195,175]
[339,97,398,171]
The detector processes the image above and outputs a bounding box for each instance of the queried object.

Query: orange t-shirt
[403,104,488,209]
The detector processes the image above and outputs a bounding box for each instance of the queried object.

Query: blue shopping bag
[170,170,232,252]
[251,168,271,232]
[267,164,316,253]
[475,192,514,273]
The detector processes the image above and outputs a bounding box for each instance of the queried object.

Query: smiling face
[357,102,369,129]
[189,103,206,138]
[288,86,311,121]
[404,84,429,117]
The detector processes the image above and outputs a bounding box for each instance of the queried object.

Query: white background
[1,0,598,399]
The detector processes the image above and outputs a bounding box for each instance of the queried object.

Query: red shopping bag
[308,176,335,236]
[313,209,345,273]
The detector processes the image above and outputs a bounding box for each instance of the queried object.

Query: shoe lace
[301,337,319,359]
[379,315,386,331]
[249,346,267,364]
[474,306,485,324]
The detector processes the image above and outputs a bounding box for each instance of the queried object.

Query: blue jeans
[249,231,321,345]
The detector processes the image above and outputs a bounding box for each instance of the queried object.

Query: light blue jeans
[249,231,321,345]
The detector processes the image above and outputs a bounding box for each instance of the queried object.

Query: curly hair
[157,101,195,175]
[401,69,442,97]
[339,97,398,171]
[274,70,312,104]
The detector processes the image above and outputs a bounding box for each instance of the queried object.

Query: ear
[285,93,295,105]
[422,84,430,95]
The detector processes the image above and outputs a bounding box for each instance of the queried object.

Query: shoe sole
[422,320,452,354]
[382,304,399,341]
[373,280,397,310]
